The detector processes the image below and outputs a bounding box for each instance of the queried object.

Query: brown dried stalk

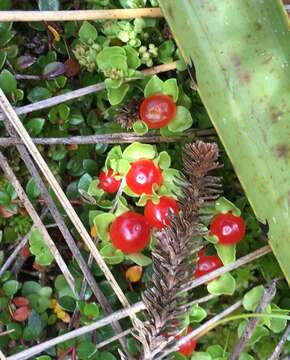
[134,141,222,360]
[230,278,279,360]
[268,323,290,360]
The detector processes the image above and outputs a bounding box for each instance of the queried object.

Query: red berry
[140,94,176,129]
[126,159,163,195]
[99,168,121,194]
[194,249,223,278]
[109,211,151,253]
[144,196,179,229]
[210,212,246,245]
[176,327,197,357]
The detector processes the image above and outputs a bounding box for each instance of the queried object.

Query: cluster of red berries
[98,159,179,254]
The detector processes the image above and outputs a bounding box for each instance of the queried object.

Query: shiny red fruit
[194,249,223,278]
[144,196,179,229]
[98,168,121,194]
[210,212,246,245]
[109,211,151,253]
[140,94,176,129]
[176,327,197,357]
[126,159,163,195]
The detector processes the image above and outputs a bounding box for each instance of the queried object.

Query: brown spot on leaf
[230,52,241,67]
[269,106,284,124]
[240,72,251,84]
[255,21,262,31]
[208,5,217,12]
[275,144,290,159]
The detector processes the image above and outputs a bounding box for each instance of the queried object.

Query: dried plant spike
[136,141,222,359]
[116,97,142,130]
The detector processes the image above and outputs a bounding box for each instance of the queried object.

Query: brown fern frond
[135,141,222,360]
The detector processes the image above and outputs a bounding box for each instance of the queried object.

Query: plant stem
[0,129,215,146]
[0,8,163,22]
[230,278,279,360]
[268,323,290,360]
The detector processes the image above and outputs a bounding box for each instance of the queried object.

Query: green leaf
[26,179,41,200]
[22,281,41,296]
[83,160,98,176]
[29,229,54,266]
[107,84,129,105]
[168,106,193,133]
[0,69,17,94]
[0,191,10,205]
[97,46,127,71]
[160,125,177,138]
[190,352,212,360]
[160,168,183,197]
[239,354,255,360]
[158,40,175,64]
[83,303,100,317]
[105,78,123,89]
[215,197,241,217]
[133,120,148,135]
[268,304,287,333]
[93,213,116,242]
[189,304,207,323]
[207,273,236,296]
[78,21,98,43]
[243,285,264,311]
[126,253,152,266]
[163,78,179,102]
[105,145,123,170]
[100,244,124,265]
[127,337,139,357]
[98,352,117,360]
[110,158,130,176]
[156,151,171,170]
[214,244,236,265]
[144,75,163,97]
[38,0,60,10]
[124,45,141,69]
[28,310,43,337]
[77,341,97,360]
[78,173,93,192]
[36,356,52,360]
[7,323,22,340]
[25,118,45,136]
[0,0,11,10]
[206,345,224,358]
[58,103,70,121]
[122,142,156,162]
[3,280,19,297]
[27,87,51,102]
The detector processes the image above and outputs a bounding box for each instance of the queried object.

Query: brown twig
[268,323,290,360]
[0,151,77,295]
[14,74,41,81]
[1,96,131,356]
[0,8,163,22]
[230,279,279,360]
[0,130,216,147]
[0,62,177,121]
